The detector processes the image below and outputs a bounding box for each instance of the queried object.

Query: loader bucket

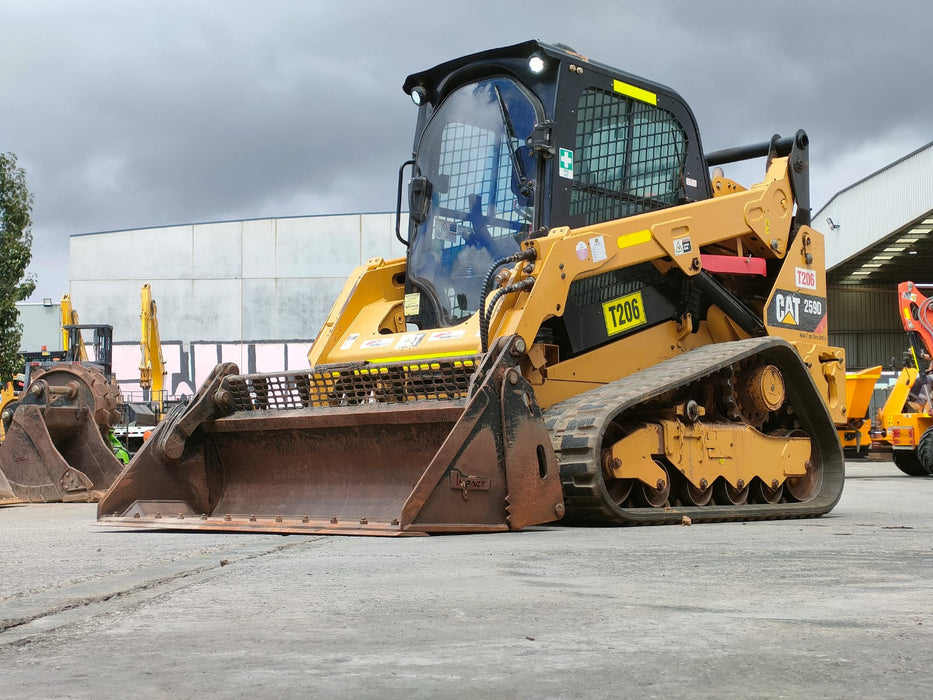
[0,364,125,503]
[98,335,566,535]
[844,365,882,420]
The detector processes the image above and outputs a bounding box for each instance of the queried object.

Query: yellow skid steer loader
[99,41,845,534]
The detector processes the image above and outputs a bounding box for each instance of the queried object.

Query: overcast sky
[2,0,930,300]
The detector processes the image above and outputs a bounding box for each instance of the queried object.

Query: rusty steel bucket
[0,468,19,505]
[0,364,125,503]
[98,336,565,535]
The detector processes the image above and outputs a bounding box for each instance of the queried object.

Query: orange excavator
[870,281,933,475]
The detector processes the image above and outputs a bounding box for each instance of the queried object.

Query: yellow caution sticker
[617,230,652,249]
[613,79,657,106]
[602,291,647,336]
[404,292,420,316]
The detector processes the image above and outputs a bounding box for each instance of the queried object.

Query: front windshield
[409,77,539,326]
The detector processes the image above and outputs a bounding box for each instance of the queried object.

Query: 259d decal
[767,290,827,334]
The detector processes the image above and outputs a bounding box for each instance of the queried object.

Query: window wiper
[493,85,534,198]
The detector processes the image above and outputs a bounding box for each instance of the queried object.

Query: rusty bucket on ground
[0,364,125,503]
[0,468,19,505]
[97,336,565,535]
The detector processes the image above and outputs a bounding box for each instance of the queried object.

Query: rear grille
[223,357,478,411]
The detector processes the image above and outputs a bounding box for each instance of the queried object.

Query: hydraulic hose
[479,249,537,314]
[481,277,535,353]
[478,249,537,353]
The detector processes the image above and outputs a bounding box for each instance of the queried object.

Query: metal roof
[817,142,933,285]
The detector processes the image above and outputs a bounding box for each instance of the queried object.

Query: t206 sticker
[795,267,817,290]
[602,291,647,337]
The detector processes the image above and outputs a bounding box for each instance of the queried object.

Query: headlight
[410,86,428,106]
[528,55,546,74]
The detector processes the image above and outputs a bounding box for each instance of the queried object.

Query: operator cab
[401,40,709,331]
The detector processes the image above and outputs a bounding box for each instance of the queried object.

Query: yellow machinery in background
[872,366,932,475]
[113,284,169,453]
[0,381,17,443]
[99,41,846,535]
[139,284,167,417]
[867,281,933,475]
[838,365,882,458]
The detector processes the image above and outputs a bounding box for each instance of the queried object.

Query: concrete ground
[1,460,932,699]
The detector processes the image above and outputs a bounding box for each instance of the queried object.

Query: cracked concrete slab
[1,461,932,699]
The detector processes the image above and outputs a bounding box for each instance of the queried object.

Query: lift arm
[897,282,933,370]
[139,284,167,414]
[60,294,88,361]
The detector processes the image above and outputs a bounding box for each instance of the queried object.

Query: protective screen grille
[570,87,687,226]
[223,358,477,411]
[567,262,664,308]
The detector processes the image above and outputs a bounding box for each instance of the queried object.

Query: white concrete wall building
[16,302,63,352]
[69,212,408,398]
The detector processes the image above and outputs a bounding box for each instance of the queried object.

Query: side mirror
[408,176,433,225]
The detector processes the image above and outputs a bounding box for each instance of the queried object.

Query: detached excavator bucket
[0,364,125,503]
[98,336,565,535]
[0,469,20,505]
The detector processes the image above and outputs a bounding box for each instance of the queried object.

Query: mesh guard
[223,357,479,411]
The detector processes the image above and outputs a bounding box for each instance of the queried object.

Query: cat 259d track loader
[99,41,846,535]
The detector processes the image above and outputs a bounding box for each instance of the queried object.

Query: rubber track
[543,336,846,525]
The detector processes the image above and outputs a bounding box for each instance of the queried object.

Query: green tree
[0,152,36,384]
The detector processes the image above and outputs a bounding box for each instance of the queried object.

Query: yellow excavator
[139,283,167,417]
[115,284,169,452]
[0,295,125,502]
[99,41,846,534]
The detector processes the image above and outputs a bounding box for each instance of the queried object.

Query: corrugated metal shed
[816,143,933,369]
[827,285,904,370]
[818,142,933,284]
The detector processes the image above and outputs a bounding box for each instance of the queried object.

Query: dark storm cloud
[2,0,929,297]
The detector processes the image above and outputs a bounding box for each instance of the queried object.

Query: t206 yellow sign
[602,291,647,337]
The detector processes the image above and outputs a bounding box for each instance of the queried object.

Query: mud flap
[98,336,565,535]
[0,404,124,503]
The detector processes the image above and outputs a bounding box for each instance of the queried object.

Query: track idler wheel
[600,421,634,506]
[714,477,749,505]
[786,465,819,501]
[775,429,820,501]
[751,477,784,504]
[636,460,670,507]
[679,476,713,506]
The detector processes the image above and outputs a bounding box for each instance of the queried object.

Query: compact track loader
[0,317,125,503]
[99,41,846,535]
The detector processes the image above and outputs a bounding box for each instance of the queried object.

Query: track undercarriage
[549,336,844,524]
